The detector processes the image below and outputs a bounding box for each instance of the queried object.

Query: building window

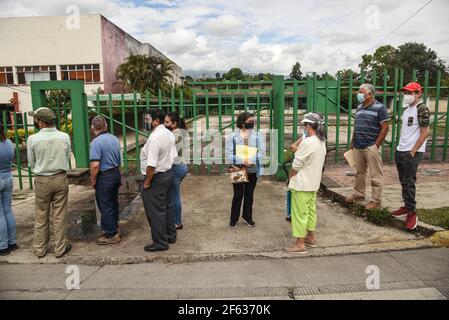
[60,64,101,83]
[0,67,14,85]
[17,66,57,85]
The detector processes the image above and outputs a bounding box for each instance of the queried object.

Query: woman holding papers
[287,113,327,254]
[225,112,265,229]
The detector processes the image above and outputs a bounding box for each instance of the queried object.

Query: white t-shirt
[140,125,177,174]
[397,103,428,153]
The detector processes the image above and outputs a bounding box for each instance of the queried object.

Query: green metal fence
[6,69,449,189]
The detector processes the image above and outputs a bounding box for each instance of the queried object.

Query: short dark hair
[167,111,187,130]
[236,112,254,129]
[146,108,166,125]
[0,120,5,142]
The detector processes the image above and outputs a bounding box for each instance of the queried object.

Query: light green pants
[290,190,317,238]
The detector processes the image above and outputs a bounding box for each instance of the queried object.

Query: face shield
[144,114,153,131]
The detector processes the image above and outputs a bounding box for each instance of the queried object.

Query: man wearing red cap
[392,82,430,230]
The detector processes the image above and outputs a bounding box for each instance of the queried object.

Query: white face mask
[403,94,415,107]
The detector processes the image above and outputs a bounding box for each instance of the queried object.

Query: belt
[36,171,66,177]
[98,167,120,175]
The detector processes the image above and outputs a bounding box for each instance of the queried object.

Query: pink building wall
[101,16,127,93]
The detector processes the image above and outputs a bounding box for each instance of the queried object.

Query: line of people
[0,80,430,257]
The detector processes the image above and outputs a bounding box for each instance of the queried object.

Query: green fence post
[412,69,417,82]
[390,68,399,161]
[13,112,23,190]
[193,92,199,174]
[444,94,449,161]
[133,91,140,166]
[109,93,114,134]
[396,69,404,147]
[257,91,261,131]
[231,95,235,130]
[335,72,341,162]
[23,113,33,189]
[218,89,223,174]
[180,90,184,117]
[205,91,210,175]
[423,70,429,106]
[273,75,285,180]
[431,70,441,161]
[382,69,388,157]
[293,79,299,141]
[347,70,353,150]
[158,89,162,110]
[313,73,318,112]
[171,87,175,112]
[145,90,150,111]
[121,93,128,174]
[324,74,329,149]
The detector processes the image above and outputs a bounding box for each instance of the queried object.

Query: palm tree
[116,54,175,94]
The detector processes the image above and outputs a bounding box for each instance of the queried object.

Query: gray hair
[302,112,327,142]
[91,116,107,131]
[359,83,375,95]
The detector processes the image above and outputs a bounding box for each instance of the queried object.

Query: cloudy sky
[1,0,448,75]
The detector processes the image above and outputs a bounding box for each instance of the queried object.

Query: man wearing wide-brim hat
[27,107,72,258]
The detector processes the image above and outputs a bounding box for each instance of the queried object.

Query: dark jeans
[141,170,176,249]
[230,173,257,224]
[95,169,122,238]
[395,150,423,212]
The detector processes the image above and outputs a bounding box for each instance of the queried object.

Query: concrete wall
[0,15,103,66]
[0,14,183,114]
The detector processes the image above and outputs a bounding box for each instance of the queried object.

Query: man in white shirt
[140,109,177,252]
[391,82,430,231]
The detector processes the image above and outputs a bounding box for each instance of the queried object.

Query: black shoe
[175,224,183,230]
[168,239,176,244]
[56,244,72,258]
[0,248,10,256]
[8,244,19,251]
[243,219,256,227]
[286,217,291,222]
[144,244,169,252]
[229,222,237,229]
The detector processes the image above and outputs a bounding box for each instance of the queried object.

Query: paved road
[1,248,448,300]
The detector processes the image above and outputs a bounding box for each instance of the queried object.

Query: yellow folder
[236,145,258,161]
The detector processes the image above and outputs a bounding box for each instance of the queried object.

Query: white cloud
[200,15,245,37]
[1,0,448,75]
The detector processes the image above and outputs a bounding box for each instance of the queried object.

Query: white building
[0,14,183,114]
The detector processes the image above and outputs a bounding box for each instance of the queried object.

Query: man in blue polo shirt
[90,116,122,245]
[346,84,390,210]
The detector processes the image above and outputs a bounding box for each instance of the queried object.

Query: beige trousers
[33,173,69,257]
[353,145,384,204]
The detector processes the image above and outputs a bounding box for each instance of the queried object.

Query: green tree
[223,68,245,81]
[116,54,175,94]
[359,43,448,85]
[290,62,303,80]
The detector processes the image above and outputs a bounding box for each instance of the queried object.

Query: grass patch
[351,204,393,226]
[417,207,449,229]
[366,207,393,226]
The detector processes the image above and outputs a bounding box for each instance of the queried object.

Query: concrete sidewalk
[1,175,434,265]
[1,248,448,300]
[322,161,449,211]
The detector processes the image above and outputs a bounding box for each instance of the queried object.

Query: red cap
[401,82,422,93]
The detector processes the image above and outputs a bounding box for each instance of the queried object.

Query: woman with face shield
[287,113,327,254]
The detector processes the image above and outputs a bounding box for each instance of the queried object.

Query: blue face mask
[357,93,366,103]
[303,129,309,138]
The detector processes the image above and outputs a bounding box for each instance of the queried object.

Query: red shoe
[406,213,418,231]
[392,207,409,218]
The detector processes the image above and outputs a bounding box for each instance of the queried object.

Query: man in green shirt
[27,108,72,258]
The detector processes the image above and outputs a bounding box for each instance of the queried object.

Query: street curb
[320,175,447,239]
[431,231,449,248]
[0,238,437,266]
